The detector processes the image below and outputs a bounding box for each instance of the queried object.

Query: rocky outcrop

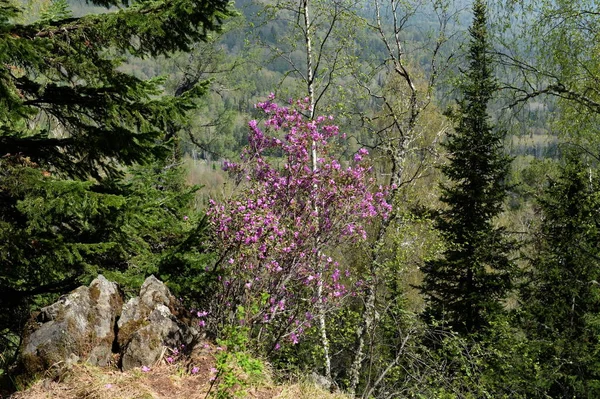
[18,275,194,376]
[19,275,122,375]
[118,276,195,371]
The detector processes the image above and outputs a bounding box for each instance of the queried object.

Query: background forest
[2,0,600,397]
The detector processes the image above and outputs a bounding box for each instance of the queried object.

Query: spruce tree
[419,0,513,335]
[0,0,231,371]
[521,149,600,397]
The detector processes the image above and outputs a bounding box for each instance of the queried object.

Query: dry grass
[9,350,349,399]
[10,362,215,399]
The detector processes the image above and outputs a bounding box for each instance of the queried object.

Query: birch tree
[249,0,364,381]
[346,0,459,395]
[496,0,600,147]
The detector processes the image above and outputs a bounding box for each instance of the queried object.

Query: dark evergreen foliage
[0,0,231,376]
[521,148,600,397]
[419,0,514,335]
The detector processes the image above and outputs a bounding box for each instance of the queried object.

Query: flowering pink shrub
[208,95,390,345]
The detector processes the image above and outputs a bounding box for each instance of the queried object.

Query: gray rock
[19,275,122,374]
[140,275,171,308]
[308,372,332,391]
[17,275,194,376]
[118,275,195,370]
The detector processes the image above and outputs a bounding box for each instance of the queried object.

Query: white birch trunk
[302,0,332,383]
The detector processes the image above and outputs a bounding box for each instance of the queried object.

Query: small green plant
[208,326,265,399]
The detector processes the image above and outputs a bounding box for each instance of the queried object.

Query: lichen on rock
[17,274,196,378]
[18,275,122,376]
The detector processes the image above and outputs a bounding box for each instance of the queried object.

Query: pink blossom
[141,365,150,372]
[207,96,391,342]
[332,269,341,282]
[289,333,299,344]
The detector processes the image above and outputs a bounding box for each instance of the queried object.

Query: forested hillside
[2,0,600,397]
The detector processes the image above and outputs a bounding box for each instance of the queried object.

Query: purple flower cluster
[208,97,390,341]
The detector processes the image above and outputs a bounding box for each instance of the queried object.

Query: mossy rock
[16,275,123,377]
